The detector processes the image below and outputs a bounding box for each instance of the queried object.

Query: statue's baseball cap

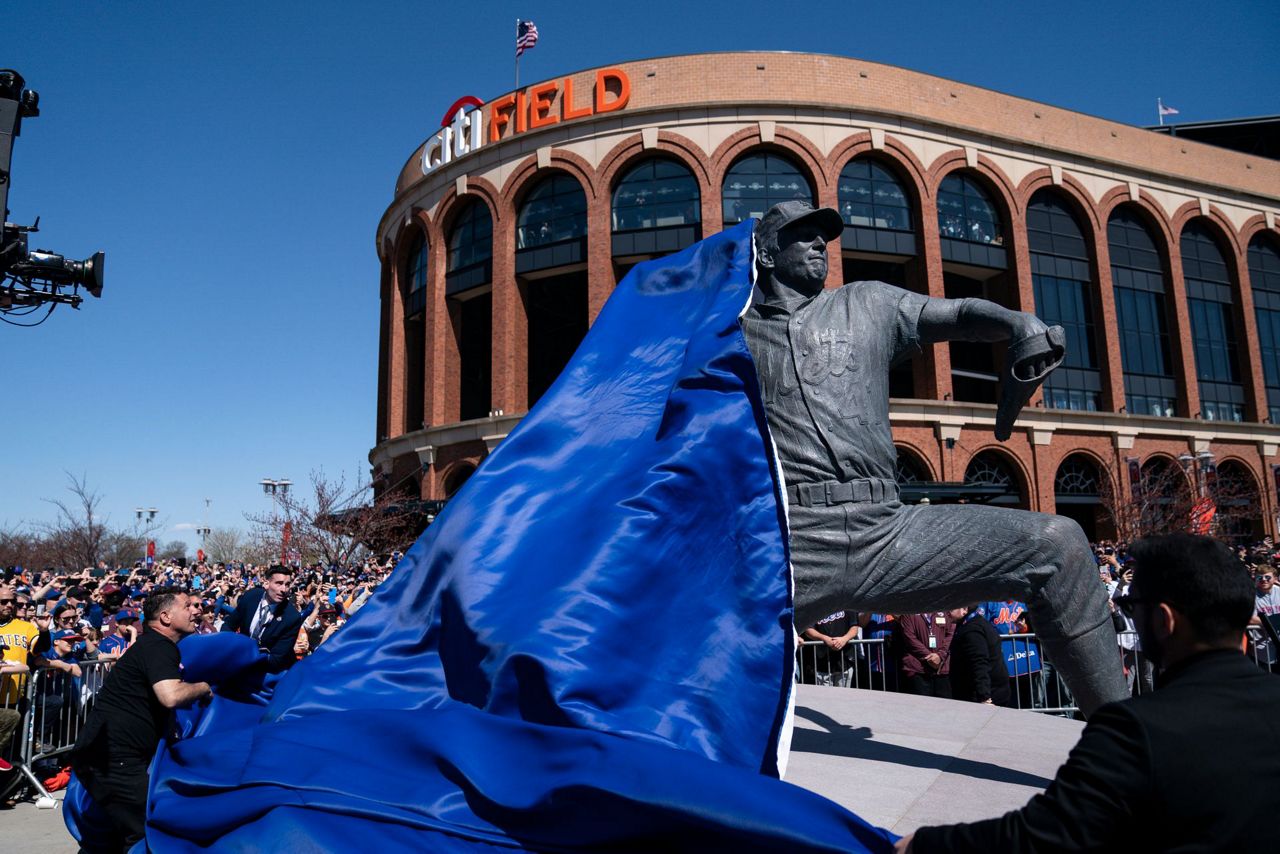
[754,201,843,254]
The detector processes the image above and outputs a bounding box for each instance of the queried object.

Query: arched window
[401,230,429,432]
[1248,234,1280,423]
[1212,460,1263,543]
[1028,190,1099,411]
[405,231,429,293]
[516,173,587,250]
[838,159,912,232]
[937,173,1003,246]
[447,200,493,421]
[402,229,430,321]
[964,451,1024,507]
[443,463,476,499]
[1054,453,1105,540]
[721,152,814,225]
[1109,207,1175,417]
[1054,455,1101,497]
[1182,222,1243,422]
[447,200,493,274]
[612,158,700,232]
[893,448,929,485]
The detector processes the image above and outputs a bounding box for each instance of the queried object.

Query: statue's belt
[785,477,900,507]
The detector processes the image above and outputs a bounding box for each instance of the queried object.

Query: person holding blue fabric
[743,202,1127,716]
[73,588,211,852]
[220,564,303,672]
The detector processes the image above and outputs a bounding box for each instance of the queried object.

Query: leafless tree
[100,529,148,569]
[246,470,420,567]
[203,527,245,564]
[159,540,189,562]
[0,523,41,568]
[1099,457,1264,544]
[38,472,110,570]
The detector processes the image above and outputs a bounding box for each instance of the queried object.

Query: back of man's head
[144,586,185,624]
[1129,534,1254,644]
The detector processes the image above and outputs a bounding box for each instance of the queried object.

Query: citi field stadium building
[372,52,1280,541]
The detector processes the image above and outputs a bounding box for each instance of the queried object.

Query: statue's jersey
[741,280,933,485]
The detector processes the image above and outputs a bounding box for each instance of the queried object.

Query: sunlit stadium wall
[370,52,1280,541]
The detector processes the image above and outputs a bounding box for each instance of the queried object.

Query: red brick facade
[371,53,1280,539]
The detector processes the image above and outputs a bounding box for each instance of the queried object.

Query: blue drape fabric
[69,221,895,852]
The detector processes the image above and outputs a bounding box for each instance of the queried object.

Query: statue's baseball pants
[789,495,1128,716]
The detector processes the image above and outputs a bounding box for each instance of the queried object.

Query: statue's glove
[994,325,1066,441]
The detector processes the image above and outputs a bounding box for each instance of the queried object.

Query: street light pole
[260,478,293,564]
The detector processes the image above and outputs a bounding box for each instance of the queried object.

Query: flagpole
[515,19,521,91]
[1157,98,1164,127]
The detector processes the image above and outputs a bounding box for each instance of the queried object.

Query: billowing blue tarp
[70,221,895,852]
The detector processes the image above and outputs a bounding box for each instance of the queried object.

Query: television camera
[1,69,104,325]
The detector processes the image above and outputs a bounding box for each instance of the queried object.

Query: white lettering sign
[422,104,484,177]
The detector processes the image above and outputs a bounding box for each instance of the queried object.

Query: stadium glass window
[1028,191,1099,411]
[405,231,429,293]
[721,152,814,225]
[1248,235,1280,423]
[963,450,1023,507]
[837,159,912,232]
[612,158,700,232]
[937,174,1003,246]
[516,174,588,250]
[1182,222,1244,422]
[447,200,493,273]
[1108,208,1175,417]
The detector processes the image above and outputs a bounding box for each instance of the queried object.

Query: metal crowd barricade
[1002,632,1077,716]
[794,638,890,691]
[793,630,1198,718]
[1,659,114,806]
[1246,623,1279,675]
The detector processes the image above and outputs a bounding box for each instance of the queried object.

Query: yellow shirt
[1,618,40,705]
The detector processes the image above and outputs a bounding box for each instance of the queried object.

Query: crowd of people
[797,537,1280,710]
[0,555,402,782]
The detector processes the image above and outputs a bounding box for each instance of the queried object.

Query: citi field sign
[421,68,631,177]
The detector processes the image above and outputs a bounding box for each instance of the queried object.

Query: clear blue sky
[3,1,1276,554]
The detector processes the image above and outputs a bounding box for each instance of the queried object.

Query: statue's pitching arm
[918,298,1065,442]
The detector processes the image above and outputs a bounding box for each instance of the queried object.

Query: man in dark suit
[220,565,302,672]
[898,533,1280,853]
[947,605,1012,707]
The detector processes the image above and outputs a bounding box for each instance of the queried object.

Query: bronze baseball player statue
[743,201,1126,715]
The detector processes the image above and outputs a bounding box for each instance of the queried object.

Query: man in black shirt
[73,587,212,851]
[899,534,1280,853]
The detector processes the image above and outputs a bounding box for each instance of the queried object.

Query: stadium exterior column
[1089,220,1129,413]
[425,215,452,427]
[1228,239,1269,422]
[490,205,526,416]
[1007,199,1045,409]
[386,252,407,438]
[376,255,391,442]
[918,193,952,402]
[1163,245,1202,419]
[587,185,614,324]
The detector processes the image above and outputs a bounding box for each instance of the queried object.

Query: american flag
[516,20,539,57]
[1158,102,1180,117]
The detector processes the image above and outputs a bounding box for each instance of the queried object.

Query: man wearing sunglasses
[1249,567,1280,667]
[900,534,1280,853]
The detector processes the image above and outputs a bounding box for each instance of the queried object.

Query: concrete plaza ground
[5,790,76,852]
[6,685,1078,849]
